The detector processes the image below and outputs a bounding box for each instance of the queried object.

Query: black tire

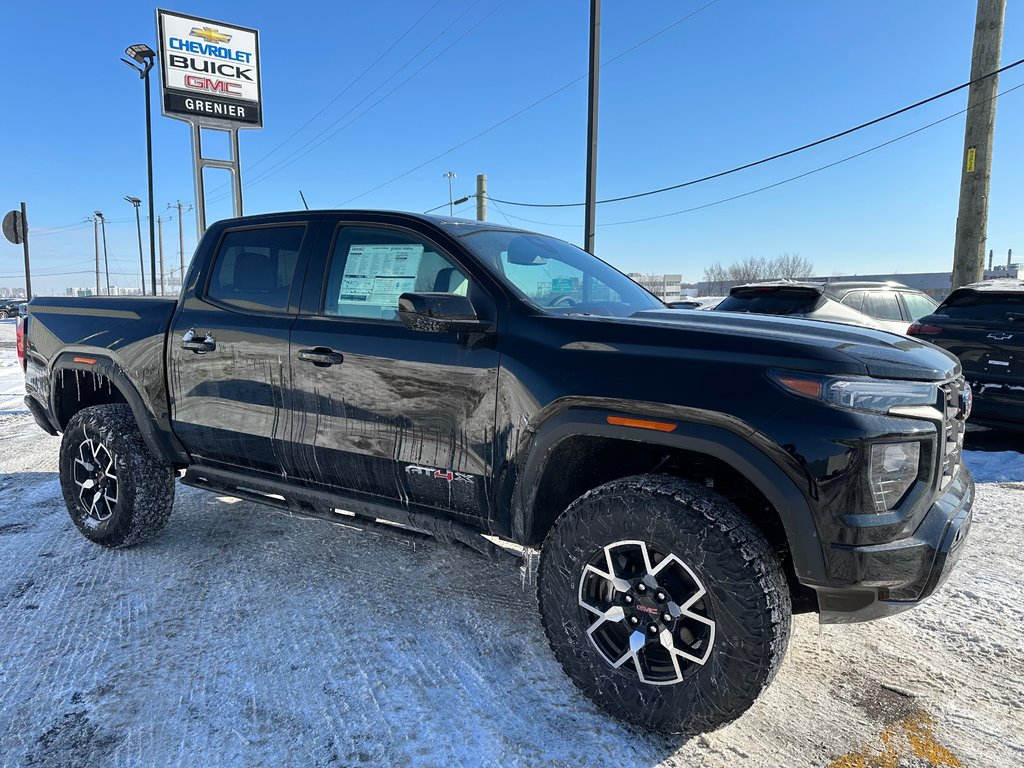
[538,475,791,735]
[0,310,9,319]
[59,404,175,548]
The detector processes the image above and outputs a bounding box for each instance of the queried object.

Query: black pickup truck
[21,211,974,735]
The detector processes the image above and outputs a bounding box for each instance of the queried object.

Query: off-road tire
[538,474,791,735]
[59,404,175,547]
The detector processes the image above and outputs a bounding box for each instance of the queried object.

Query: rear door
[168,219,315,474]
[286,216,501,525]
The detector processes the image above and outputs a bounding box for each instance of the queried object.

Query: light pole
[125,196,146,294]
[95,211,110,295]
[443,171,457,216]
[122,43,157,296]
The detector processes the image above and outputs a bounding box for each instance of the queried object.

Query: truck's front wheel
[59,404,175,548]
[537,475,791,735]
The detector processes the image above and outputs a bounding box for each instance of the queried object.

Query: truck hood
[628,309,960,381]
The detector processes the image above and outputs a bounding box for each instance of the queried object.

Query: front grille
[939,376,968,488]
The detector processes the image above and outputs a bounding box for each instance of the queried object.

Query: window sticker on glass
[338,244,424,306]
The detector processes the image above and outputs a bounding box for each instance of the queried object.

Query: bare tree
[772,252,814,279]
[701,253,815,294]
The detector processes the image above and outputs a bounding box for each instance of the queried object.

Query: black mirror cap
[398,292,483,333]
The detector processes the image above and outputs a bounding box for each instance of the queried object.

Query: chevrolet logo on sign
[190,26,232,43]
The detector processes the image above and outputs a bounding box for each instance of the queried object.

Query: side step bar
[180,465,511,559]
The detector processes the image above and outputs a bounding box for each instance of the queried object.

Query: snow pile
[963,450,1024,483]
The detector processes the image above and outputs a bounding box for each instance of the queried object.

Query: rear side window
[901,292,938,321]
[861,292,904,321]
[935,291,1024,321]
[207,226,305,312]
[840,291,866,313]
[717,288,821,315]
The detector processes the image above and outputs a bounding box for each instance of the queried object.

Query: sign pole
[20,202,31,301]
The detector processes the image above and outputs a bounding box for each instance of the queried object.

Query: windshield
[453,229,663,317]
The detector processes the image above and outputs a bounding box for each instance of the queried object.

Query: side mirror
[398,292,486,333]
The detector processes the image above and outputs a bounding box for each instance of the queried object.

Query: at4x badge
[405,465,474,484]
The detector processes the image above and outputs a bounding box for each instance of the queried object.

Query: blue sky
[1,0,1022,293]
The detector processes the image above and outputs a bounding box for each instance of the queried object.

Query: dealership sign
[156,9,262,127]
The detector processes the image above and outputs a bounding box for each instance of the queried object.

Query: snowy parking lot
[1,318,1022,767]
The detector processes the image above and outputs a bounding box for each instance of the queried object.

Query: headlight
[869,441,921,511]
[769,371,938,415]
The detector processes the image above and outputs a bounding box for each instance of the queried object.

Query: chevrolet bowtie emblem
[190,26,232,44]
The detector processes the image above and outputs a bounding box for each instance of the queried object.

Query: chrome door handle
[297,348,344,367]
[181,328,216,354]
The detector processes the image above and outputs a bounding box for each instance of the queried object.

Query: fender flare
[509,403,829,586]
[50,351,191,465]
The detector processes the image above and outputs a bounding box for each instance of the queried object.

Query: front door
[169,220,312,475]
[287,219,500,525]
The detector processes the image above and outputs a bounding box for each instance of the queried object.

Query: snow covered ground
[1,321,1022,767]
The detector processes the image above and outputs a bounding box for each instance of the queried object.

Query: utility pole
[95,211,110,294]
[951,0,1006,289]
[157,215,166,296]
[988,249,994,272]
[584,0,601,254]
[443,171,457,216]
[476,174,487,221]
[168,201,192,288]
[92,216,100,295]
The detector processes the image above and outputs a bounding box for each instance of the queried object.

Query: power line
[487,55,1024,209]
[241,0,445,175]
[208,0,504,203]
[337,0,723,207]
[487,81,1024,230]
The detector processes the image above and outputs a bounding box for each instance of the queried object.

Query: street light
[94,211,110,295]
[121,43,157,296]
[443,171,457,216]
[124,196,146,294]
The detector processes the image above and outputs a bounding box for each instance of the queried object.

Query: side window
[901,292,938,321]
[207,226,305,311]
[323,227,469,321]
[841,291,865,313]
[862,291,903,321]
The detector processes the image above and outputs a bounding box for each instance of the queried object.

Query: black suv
[0,299,23,319]
[910,279,1024,430]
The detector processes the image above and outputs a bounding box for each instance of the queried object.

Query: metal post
[158,216,166,295]
[190,124,207,235]
[130,201,146,294]
[19,202,31,301]
[231,128,243,217]
[951,0,1006,289]
[98,214,110,294]
[476,174,487,221]
[584,0,601,254]
[145,68,157,296]
[177,202,185,279]
[93,217,100,295]
[988,249,994,272]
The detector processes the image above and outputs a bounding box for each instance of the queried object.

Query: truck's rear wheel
[537,475,791,735]
[59,404,175,548]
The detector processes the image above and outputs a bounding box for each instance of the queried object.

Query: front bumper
[814,465,975,624]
